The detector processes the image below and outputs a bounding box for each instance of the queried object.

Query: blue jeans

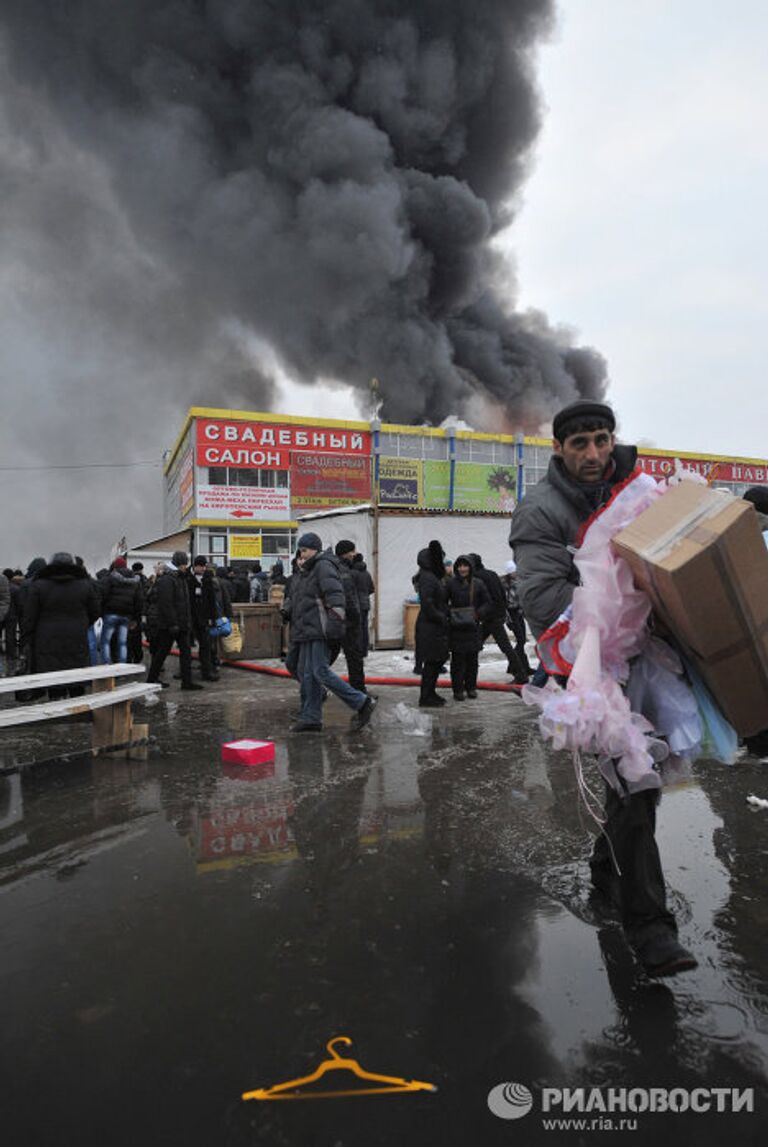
[101,614,130,663]
[87,624,100,666]
[297,640,367,725]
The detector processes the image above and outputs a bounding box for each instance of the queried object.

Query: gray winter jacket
[289,549,346,644]
[508,445,638,638]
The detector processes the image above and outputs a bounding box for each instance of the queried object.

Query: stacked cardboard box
[613,481,768,735]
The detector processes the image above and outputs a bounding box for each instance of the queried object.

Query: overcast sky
[508,0,768,458]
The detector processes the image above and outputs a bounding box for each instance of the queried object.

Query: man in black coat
[469,553,528,684]
[286,532,375,732]
[331,541,366,693]
[229,565,251,603]
[188,557,220,681]
[22,552,101,699]
[501,559,532,678]
[146,551,202,691]
[349,548,376,657]
[127,562,149,662]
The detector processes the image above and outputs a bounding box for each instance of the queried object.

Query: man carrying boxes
[509,400,698,978]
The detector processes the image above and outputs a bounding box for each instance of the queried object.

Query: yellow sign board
[229,534,263,560]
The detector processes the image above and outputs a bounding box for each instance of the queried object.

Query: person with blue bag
[188,556,222,682]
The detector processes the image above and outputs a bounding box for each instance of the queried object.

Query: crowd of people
[0,554,287,696]
[411,547,531,708]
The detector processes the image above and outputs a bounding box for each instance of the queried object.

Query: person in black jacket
[229,565,251,603]
[99,557,143,663]
[146,551,202,690]
[22,552,100,699]
[414,540,450,708]
[501,559,532,678]
[127,562,149,662]
[469,553,528,684]
[286,532,375,732]
[345,547,376,657]
[144,563,167,658]
[330,541,366,693]
[212,566,234,671]
[13,557,47,697]
[188,557,221,681]
[215,567,234,618]
[269,559,287,588]
[446,555,491,700]
[1,567,20,664]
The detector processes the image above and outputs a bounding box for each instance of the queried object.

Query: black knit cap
[335,539,355,556]
[553,400,616,444]
[743,487,768,514]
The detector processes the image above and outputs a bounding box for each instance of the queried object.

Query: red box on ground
[221,739,276,767]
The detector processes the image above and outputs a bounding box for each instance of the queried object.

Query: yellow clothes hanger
[242,1036,437,1101]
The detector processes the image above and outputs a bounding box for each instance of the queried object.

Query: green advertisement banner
[422,461,516,511]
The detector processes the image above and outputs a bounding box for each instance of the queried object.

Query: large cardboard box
[612,481,768,735]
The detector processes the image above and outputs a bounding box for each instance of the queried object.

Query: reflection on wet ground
[1,672,767,1145]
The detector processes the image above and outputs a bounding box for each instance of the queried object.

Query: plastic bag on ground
[393,701,432,737]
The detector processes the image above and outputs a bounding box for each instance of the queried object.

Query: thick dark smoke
[0,0,606,564]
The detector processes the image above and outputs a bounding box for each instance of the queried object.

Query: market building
[129,405,768,644]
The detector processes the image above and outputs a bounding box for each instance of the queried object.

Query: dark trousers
[192,621,215,678]
[507,611,531,674]
[147,628,192,685]
[419,661,442,703]
[127,623,144,663]
[49,685,86,701]
[590,770,676,950]
[450,648,478,694]
[360,611,370,657]
[481,617,526,677]
[2,618,18,660]
[328,631,366,694]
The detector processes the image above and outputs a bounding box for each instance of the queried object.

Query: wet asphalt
[1,665,767,1146]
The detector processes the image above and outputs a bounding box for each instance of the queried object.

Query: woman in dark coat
[446,555,491,701]
[22,552,100,699]
[413,540,450,708]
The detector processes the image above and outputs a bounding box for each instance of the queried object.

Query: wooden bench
[0,664,161,759]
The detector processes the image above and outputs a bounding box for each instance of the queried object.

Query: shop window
[208,467,227,485]
[230,468,261,487]
[261,532,290,554]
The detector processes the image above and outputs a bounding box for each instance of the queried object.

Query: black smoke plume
[0,0,606,562]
